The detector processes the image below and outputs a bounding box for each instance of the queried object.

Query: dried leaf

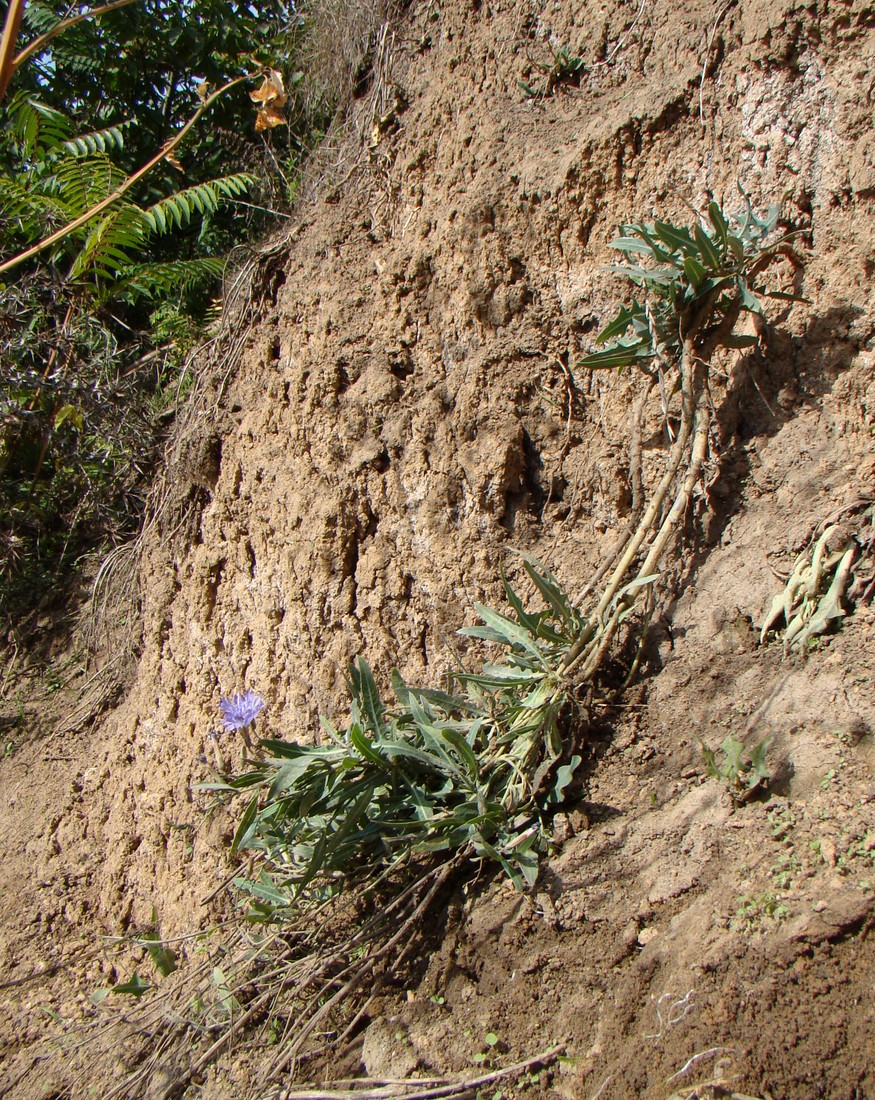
[196,81,210,103]
[250,69,287,107]
[254,103,286,132]
[165,151,184,172]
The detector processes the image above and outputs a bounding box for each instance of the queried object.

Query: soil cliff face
[2,1,875,1097]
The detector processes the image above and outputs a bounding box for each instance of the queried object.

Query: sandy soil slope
[2,0,874,1096]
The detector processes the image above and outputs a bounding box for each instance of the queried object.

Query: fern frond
[109,256,226,301]
[68,204,149,282]
[52,43,104,74]
[49,153,127,217]
[0,173,70,243]
[142,173,256,235]
[6,94,72,158]
[22,1,62,34]
[52,122,131,161]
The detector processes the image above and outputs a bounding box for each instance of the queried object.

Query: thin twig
[11,0,140,73]
[265,860,458,1082]
[278,1044,565,1099]
[603,0,648,64]
[0,73,252,276]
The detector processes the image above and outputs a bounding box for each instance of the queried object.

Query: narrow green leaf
[519,553,573,625]
[231,795,260,853]
[694,224,722,270]
[468,604,546,662]
[595,303,645,344]
[683,255,707,290]
[551,755,581,802]
[143,935,177,977]
[391,669,412,706]
[440,727,480,779]
[609,235,651,255]
[737,281,764,314]
[707,201,729,248]
[352,657,386,736]
[762,289,809,303]
[727,234,745,263]
[578,343,646,371]
[502,571,541,636]
[345,724,377,766]
[654,220,697,256]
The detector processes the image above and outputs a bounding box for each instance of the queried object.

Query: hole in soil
[388,350,415,380]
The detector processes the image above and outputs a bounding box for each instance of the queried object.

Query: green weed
[701,735,771,802]
[213,200,802,924]
[732,892,789,932]
[205,554,585,912]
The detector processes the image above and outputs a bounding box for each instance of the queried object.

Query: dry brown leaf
[165,151,184,172]
[196,81,210,103]
[250,69,287,107]
[254,103,286,132]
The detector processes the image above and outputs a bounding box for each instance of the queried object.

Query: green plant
[768,852,799,889]
[701,735,771,802]
[213,200,801,919]
[472,1030,503,1067]
[732,891,789,932]
[0,2,320,621]
[761,500,875,650]
[0,91,252,617]
[205,555,584,913]
[563,198,800,686]
[519,43,585,97]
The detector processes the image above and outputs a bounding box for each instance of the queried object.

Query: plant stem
[10,0,141,79]
[0,74,252,277]
[0,0,26,101]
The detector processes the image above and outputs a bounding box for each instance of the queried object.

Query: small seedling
[768,853,799,889]
[732,892,789,932]
[519,43,585,97]
[700,735,771,802]
[472,1031,503,1067]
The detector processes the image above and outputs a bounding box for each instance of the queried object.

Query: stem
[0,73,252,277]
[0,0,26,101]
[578,387,708,684]
[10,0,140,76]
[277,1046,566,1099]
[561,339,699,680]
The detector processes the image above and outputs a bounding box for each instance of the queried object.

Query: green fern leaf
[68,204,148,282]
[142,173,256,235]
[109,256,226,302]
[22,1,61,33]
[54,123,130,161]
[7,95,72,158]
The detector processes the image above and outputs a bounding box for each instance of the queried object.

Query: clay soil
[2,0,875,1097]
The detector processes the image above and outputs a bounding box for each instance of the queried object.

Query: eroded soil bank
[2,0,875,1096]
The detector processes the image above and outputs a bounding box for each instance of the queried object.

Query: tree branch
[11,0,140,75]
[0,0,27,100]
[0,73,252,278]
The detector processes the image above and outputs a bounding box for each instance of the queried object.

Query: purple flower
[219,690,265,731]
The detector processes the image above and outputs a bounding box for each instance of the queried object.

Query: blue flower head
[219,690,265,731]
